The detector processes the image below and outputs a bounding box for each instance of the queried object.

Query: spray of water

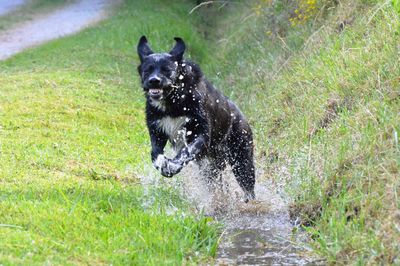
[136,156,323,265]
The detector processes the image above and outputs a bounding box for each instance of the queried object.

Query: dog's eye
[144,65,154,73]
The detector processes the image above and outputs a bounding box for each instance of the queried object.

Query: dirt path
[0,0,115,60]
[0,0,26,16]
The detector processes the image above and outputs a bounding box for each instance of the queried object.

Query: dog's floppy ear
[137,36,153,62]
[169,37,185,62]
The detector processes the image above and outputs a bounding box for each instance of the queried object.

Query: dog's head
[137,36,185,100]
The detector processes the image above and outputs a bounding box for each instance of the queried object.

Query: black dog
[137,36,255,201]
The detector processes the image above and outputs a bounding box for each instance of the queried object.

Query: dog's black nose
[148,76,161,87]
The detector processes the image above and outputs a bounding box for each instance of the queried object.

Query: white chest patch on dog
[158,116,186,137]
[158,116,188,149]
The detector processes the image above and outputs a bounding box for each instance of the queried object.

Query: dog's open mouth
[148,88,163,97]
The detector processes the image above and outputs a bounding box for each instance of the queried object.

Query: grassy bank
[196,0,399,264]
[0,0,218,264]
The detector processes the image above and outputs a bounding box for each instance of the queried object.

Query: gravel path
[0,0,26,16]
[0,0,115,60]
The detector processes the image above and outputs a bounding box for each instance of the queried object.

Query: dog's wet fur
[137,36,255,201]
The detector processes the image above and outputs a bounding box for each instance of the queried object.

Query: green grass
[0,183,218,265]
[0,0,219,264]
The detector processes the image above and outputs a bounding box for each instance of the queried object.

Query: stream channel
[140,161,325,265]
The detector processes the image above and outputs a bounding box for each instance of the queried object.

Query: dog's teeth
[149,89,162,94]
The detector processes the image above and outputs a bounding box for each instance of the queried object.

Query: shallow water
[215,209,322,265]
[138,161,323,265]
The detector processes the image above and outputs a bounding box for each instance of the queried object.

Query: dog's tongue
[149,88,162,95]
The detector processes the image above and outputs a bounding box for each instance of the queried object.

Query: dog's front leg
[149,127,169,174]
[158,116,210,177]
[149,126,187,178]
[161,133,209,177]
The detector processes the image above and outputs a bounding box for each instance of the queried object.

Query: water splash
[136,159,323,265]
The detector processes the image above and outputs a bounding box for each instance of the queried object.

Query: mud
[0,0,115,60]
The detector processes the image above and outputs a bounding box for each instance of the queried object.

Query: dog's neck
[149,97,166,112]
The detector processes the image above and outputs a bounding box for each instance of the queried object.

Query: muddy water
[217,214,314,265]
[213,187,322,265]
[139,160,323,265]
[0,0,115,60]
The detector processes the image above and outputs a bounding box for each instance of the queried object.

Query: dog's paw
[243,190,256,203]
[153,155,183,177]
[160,159,183,178]
[153,154,168,170]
